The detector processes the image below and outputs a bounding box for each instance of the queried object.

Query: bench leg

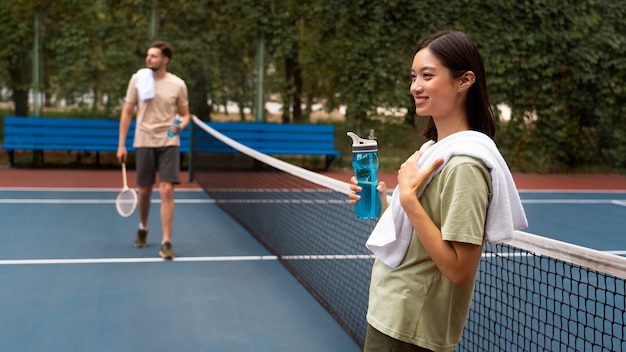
[32,150,43,167]
[325,155,336,171]
[7,151,15,167]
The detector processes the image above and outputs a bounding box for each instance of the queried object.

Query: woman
[349,30,525,352]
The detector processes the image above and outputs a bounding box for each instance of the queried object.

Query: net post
[188,115,195,183]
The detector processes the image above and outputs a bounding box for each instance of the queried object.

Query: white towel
[135,68,155,101]
[366,130,528,268]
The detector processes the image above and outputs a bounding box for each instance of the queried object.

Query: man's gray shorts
[135,146,180,186]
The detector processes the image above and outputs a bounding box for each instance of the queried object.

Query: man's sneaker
[134,229,149,248]
[159,242,175,259]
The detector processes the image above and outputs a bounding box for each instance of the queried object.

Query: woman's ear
[458,71,476,92]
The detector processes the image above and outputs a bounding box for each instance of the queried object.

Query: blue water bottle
[167,114,183,138]
[348,130,381,219]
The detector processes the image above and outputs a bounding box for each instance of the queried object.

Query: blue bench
[1,116,340,169]
[192,121,340,170]
[1,116,191,167]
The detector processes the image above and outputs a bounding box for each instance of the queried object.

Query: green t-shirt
[367,148,492,352]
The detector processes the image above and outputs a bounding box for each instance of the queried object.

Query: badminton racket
[115,163,138,217]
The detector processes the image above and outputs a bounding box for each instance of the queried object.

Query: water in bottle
[168,114,183,138]
[347,130,381,219]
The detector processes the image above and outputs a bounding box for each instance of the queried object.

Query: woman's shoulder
[441,156,491,190]
[444,155,490,178]
[446,155,487,168]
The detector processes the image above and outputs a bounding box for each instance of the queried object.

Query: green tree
[477,0,626,172]
[0,0,35,116]
[1,0,625,172]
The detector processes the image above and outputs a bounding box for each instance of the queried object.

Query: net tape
[190,116,626,351]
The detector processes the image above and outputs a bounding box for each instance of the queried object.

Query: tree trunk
[292,55,304,123]
[281,57,292,124]
[9,64,29,116]
[284,48,304,124]
[190,77,210,121]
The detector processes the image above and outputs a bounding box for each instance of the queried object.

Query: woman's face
[409,48,462,119]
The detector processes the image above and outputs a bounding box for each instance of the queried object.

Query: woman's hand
[377,180,389,211]
[348,176,389,211]
[347,176,361,205]
[397,151,443,206]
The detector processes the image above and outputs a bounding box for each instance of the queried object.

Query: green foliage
[0,0,624,173]
[481,0,626,172]
[333,116,423,172]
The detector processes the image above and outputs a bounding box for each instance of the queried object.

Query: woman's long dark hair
[417,30,496,141]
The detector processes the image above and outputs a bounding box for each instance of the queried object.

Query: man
[117,41,190,259]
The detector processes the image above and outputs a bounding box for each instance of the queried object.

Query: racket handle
[122,163,129,188]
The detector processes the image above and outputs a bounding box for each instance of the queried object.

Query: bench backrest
[2,117,339,156]
[2,116,190,152]
[194,122,339,155]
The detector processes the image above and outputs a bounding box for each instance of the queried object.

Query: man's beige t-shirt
[366,146,492,352]
[125,72,188,148]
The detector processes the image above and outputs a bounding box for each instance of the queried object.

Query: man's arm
[177,103,191,131]
[117,102,135,163]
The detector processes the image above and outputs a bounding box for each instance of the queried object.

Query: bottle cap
[347,129,377,152]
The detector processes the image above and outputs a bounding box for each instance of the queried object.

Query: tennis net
[190,116,626,351]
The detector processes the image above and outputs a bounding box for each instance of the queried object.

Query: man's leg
[138,185,153,229]
[159,181,174,244]
[134,148,156,248]
[133,185,153,248]
[156,146,180,259]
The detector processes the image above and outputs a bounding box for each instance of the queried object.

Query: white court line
[282,254,374,260]
[2,188,624,193]
[0,255,278,265]
[605,250,626,255]
[482,252,533,258]
[0,250,622,265]
[519,190,626,194]
[0,187,204,192]
[522,199,625,204]
[483,250,626,259]
[4,198,621,205]
[0,254,373,265]
[0,198,347,204]
[0,199,216,204]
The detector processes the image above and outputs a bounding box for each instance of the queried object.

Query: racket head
[116,188,138,217]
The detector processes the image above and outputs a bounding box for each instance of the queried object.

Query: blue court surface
[0,188,624,351]
[520,190,626,254]
[0,189,361,352]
